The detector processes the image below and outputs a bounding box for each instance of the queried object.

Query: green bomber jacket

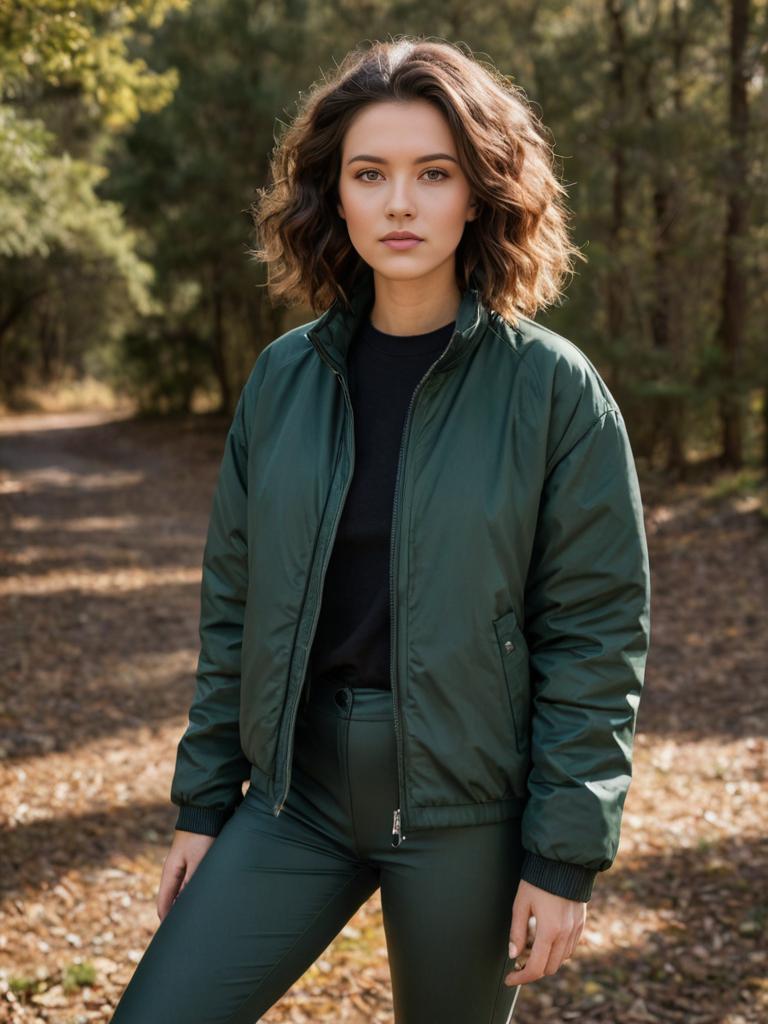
[170,267,652,903]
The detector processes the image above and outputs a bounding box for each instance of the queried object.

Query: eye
[353,167,450,183]
[423,168,449,182]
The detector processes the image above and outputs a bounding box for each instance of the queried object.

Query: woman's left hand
[503,880,587,986]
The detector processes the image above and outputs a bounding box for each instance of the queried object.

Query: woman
[111,36,651,1024]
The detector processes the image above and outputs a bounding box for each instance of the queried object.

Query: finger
[543,929,570,975]
[158,863,187,920]
[566,919,585,959]
[508,901,532,961]
[562,933,575,961]
[505,928,552,986]
[157,880,174,922]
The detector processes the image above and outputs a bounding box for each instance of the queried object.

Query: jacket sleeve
[519,405,651,901]
[170,383,255,837]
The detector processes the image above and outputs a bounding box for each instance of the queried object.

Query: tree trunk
[644,0,688,477]
[604,0,628,398]
[717,0,750,468]
[211,263,231,415]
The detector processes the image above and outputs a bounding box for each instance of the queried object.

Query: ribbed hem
[520,851,598,902]
[174,804,230,837]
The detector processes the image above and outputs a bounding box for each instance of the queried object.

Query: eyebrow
[346,153,459,166]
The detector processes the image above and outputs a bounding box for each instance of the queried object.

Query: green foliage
[62,960,97,993]
[0,1,186,124]
[8,974,45,997]
[0,0,765,451]
[0,0,184,399]
[107,314,212,414]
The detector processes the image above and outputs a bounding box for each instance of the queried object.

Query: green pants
[111,682,524,1023]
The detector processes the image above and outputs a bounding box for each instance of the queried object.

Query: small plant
[62,961,97,994]
[8,975,46,998]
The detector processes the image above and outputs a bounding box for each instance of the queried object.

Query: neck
[368,263,461,336]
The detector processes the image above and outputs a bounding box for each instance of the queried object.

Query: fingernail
[509,942,517,958]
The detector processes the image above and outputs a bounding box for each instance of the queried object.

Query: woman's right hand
[157,830,216,921]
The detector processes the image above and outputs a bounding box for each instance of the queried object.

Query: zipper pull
[391,808,406,847]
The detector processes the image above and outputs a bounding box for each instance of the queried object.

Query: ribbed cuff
[520,851,598,902]
[174,804,230,837]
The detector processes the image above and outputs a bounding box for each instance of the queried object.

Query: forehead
[342,100,456,156]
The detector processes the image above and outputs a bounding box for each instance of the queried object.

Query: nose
[384,182,416,220]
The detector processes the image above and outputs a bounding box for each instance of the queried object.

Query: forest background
[1,0,766,477]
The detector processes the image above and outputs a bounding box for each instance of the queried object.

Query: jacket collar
[306,265,491,375]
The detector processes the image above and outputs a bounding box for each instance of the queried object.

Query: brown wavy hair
[248,35,586,327]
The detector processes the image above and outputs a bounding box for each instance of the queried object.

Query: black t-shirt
[307,314,456,691]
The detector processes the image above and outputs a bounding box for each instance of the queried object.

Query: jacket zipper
[389,332,459,848]
[275,325,460,830]
[273,365,355,816]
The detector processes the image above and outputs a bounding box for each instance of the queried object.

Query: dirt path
[1,410,766,1023]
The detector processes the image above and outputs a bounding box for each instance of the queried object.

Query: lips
[381,232,424,251]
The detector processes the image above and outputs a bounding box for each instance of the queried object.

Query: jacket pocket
[492,608,531,755]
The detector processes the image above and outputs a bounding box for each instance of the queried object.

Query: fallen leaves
[1,412,766,1023]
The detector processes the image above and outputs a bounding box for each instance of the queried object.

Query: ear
[467,198,480,222]
[337,200,346,221]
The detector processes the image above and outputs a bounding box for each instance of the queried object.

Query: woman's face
[337,99,478,284]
